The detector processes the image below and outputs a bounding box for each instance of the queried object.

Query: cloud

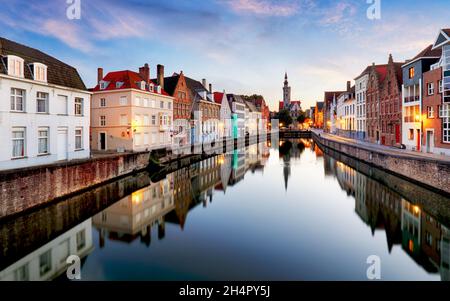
[224,0,299,17]
[41,20,94,52]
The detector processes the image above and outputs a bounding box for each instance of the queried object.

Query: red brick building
[152,68,192,145]
[366,55,404,146]
[420,28,450,156]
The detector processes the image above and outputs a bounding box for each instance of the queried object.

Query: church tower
[283,72,291,109]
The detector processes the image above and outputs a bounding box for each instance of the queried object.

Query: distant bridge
[278,130,312,139]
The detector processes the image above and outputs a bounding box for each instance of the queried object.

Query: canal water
[1,138,450,281]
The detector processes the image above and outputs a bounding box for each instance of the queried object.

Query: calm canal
[1,138,450,281]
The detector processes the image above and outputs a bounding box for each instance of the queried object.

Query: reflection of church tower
[283,72,291,109]
[283,156,291,191]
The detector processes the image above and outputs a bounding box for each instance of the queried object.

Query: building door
[426,130,434,153]
[99,132,107,151]
[57,128,68,160]
[395,124,401,144]
[416,129,421,152]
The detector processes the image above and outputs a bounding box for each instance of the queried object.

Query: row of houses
[0,37,270,171]
[319,28,450,156]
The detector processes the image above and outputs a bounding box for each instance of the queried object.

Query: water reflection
[1,139,450,280]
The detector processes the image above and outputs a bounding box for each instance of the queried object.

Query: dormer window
[137,81,146,90]
[156,86,161,94]
[99,80,109,90]
[149,83,154,92]
[6,55,24,78]
[31,63,47,82]
[116,81,124,89]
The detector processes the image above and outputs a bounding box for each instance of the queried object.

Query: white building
[355,67,370,140]
[0,37,90,171]
[213,91,232,138]
[0,219,93,281]
[244,100,262,137]
[227,94,246,139]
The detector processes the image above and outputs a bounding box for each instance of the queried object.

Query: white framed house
[0,37,91,171]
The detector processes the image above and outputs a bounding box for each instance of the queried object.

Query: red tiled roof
[91,70,169,95]
[279,101,284,110]
[214,92,224,104]
[374,65,388,83]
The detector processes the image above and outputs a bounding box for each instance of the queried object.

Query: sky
[0,0,449,110]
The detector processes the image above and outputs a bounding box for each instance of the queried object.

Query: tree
[297,111,307,124]
[275,109,293,128]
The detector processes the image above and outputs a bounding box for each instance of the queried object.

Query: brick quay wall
[0,152,150,219]
[312,132,450,196]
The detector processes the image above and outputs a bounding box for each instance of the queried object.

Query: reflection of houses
[441,225,450,281]
[216,154,232,193]
[229,149,246,186]
[0,219,93,281]
[401,200,439,273]
[335,161,356,197]
[172,167,193,229]
[92,174,174,246]
[190,156,221,207]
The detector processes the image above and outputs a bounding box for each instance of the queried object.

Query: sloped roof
[151,75,179,96]
[355,66,371,80]
[403,44,442,67]
[444,29,450,36]
[245,100,259,112]
[91,70,169,95]
[0,36,86,90]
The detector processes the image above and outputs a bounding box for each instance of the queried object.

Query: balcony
[404,95,420,103]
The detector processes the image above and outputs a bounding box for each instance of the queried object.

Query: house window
[428,83,434,95]
[134,133,142,146]
[120,96,127,105]
[168,102,172,110]
[427,106,434,119]
[38,128,49,155]
[100,98,106,107]
[58,95,68,115]
[409,67,415,79]
[144,133,149,145]
[120,114,128,126]
[76,230,86,251]
[439,80,443,93]
[152,115,156,125]
[14,263,29,281]
[75,98,83,116]
[100,115,106,126]
[39,250,52,277]
[33,63,47,82]
[144,98,149,107]
[144,115,149,125]
[36,92,49,113]
[408,129,414,140]
[160,101,164,109]
[443,104,450,143]
[75,128,83,150]
[134,97,141,106]
[7,55,24,77]
[12,127,26,158]
[11,88,25,112]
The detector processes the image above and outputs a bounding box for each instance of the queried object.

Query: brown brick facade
[422,67,450,151]
[173,73,192,121]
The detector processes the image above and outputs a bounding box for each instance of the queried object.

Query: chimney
[202,79,207,89]
[139,63,150,83]
[157,64,164,90]
[97,68,103,84]
[209,83,212,93]
[347,81,351,92]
